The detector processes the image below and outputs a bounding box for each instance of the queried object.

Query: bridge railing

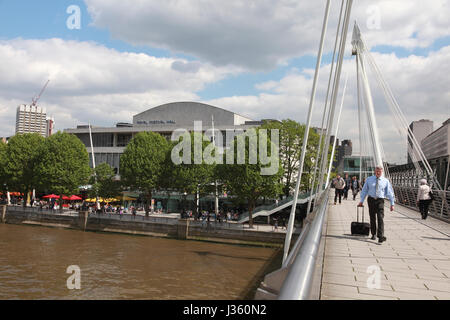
[393,186,450,221]
[6,205,79,216]
[277,189,329,300]
[255,188,329,300]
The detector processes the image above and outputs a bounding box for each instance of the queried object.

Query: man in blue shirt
[358,166,395,243]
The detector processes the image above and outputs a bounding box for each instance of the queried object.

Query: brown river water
[0,224,278,300]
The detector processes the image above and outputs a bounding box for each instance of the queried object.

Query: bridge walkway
[320,193,450,300]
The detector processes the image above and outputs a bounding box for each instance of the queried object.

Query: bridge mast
[352,23,384,171]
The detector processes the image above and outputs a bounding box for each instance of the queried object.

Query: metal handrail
[237,191,313,223]
[278,189,329,300]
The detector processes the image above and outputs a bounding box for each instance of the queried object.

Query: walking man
[332,174,346,205]
[358,166,395,243]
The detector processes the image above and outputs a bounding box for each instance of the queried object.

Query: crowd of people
[181,209,241,222]
[332,173,363,205]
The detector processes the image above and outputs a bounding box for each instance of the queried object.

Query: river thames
[0,224,279,299]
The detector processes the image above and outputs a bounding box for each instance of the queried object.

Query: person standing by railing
[358,166,395,243]
[417,179,432,220]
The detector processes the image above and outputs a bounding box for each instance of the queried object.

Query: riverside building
[65,102,268,175]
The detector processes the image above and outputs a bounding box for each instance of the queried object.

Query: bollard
[1,205,6,223]
[78,211,89,231]
[177,218,190,240]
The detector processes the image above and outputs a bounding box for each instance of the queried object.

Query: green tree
[120,132,168,216]
[89,163,121,200]
[216,128,283,228]
[170,132,216,218]
[3,133,45,207]
[36,132,91,212]
[261,120,321,197]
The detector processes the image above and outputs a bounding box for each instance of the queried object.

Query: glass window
[117,134,132,147]
[76,133,91,147]
[92,133,114,147]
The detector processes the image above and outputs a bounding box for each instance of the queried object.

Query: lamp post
[183,192,187,218]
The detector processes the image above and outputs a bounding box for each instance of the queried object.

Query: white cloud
[205,46,450,164]
[85,0,450,70]
[0,38,238,136]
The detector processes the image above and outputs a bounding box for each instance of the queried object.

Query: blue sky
[0,0,449,164]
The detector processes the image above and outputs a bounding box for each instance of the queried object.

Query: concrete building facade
[421,118,450,189]
[407,119,434,163]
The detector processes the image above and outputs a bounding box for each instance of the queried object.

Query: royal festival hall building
[64,102,270,212]
[65,102,266,175]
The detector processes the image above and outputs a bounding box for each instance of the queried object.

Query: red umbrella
[42,194,60,199]
[68,195,82,201]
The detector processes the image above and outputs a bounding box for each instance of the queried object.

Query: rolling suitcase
[351,205,370,236]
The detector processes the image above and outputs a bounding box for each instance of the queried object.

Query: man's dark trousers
[334,189,343,204]
[367,196,384,238]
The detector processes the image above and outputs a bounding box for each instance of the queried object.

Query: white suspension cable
[306,0,346,215]
[317,0,354,192]
[326,73,348,187]
[283,0,333,264]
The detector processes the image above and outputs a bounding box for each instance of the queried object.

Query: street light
[183,192,187,218]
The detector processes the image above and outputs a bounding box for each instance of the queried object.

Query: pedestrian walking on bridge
[343,173,352,200]
[332,174,346,205]
[417,179,432,220]
[358,166,395,243]
[351,176,362,201]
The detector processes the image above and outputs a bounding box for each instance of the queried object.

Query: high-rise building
[332,139,353,172]
[407,119,433,163]
[15,105,47,137]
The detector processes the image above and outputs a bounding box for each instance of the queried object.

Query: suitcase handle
[357,205,365,223]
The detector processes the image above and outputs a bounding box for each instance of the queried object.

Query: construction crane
[31,79,50,107]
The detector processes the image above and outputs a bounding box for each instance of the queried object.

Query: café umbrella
[67,195,82,201]
[42,194,60,199]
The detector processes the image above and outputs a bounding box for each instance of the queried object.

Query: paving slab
[321,192,450,300]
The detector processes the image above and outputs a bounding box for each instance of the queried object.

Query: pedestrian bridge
[255,190,450,300]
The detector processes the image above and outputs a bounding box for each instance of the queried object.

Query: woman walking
[417,179,432,220]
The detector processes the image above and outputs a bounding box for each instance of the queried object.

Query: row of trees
[0,120,331,226]
[0,132,91,212]
[118,120,327,226]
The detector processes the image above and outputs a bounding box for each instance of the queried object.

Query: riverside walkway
[321,194,450,300]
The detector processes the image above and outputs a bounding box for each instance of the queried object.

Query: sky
[0,0,449,164]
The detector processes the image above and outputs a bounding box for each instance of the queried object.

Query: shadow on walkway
[325,234,374,244]
[421,236,450,241]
